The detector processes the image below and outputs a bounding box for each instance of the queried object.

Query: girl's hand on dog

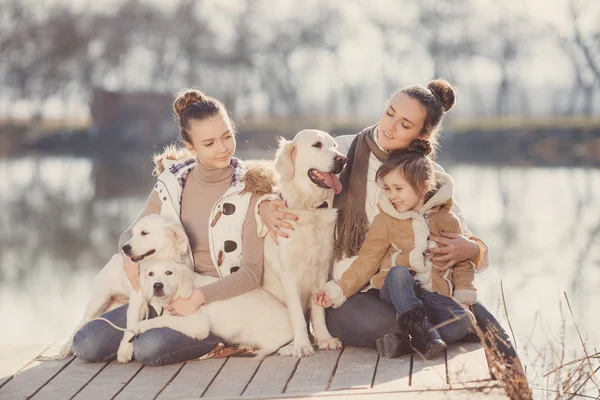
[428,231,479,271]
[312,291,333,308]
[166,288,206,316]
[258,199,299,245]
[122,256,140,292]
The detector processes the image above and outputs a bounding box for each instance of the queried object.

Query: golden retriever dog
[262,129,347,358]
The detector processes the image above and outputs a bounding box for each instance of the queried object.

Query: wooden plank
[32,357,109,400]
[0,343,75,400]
[0,343,51,388]
[242,355,298,397]
[72,361,144,400]
[252,387,508,399]
[203,357,261,399]
[446,342,491,384]
[410,350,448,389]
[284,349,342,394]
[156,358,226,399]
[328,346,378,391]
[113,362,183,400]
[372,354,411,391]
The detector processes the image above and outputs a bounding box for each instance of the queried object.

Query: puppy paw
[117,341,134,363]
[317,337,342,350]
[278,341,314,358]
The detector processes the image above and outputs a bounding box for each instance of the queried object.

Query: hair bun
[173,90,206,118]
[409,139,432,155]
[427,79,455,112]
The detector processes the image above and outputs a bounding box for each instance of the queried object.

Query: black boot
[376,333,411,359]
[400,305,446,359]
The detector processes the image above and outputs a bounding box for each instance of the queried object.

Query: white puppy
[262,129,347,358]
[43,213,191,363]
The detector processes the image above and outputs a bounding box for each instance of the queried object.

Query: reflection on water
[1,153,599,385]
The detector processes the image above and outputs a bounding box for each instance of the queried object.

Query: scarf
[334,125,389,260]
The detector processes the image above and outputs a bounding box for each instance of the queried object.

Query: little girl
[317,139,477,359]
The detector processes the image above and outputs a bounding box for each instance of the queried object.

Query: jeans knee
[388,265,412,281]
[133,334,163,366]
[133,331,172,366]
[387,266,413,287]
[72,328,113,363]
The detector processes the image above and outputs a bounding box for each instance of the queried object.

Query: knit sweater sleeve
[336,214,390,298]
[200,193,264,304]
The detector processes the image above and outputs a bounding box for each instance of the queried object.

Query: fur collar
[378,171,455,220]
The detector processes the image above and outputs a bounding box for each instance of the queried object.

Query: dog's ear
[177,265,195,300]
[165,222,189,257]
[274,137,296,182]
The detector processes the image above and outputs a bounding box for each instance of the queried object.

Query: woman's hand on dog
[166,288,206,316]
[123,256,140,291]
[427,231,479,271]
[312,291,333,308]
[258,199,298,245]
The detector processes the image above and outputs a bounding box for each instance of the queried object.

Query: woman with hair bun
[72,89,270,365]
[260,80,520,369]
[317,138,478,359]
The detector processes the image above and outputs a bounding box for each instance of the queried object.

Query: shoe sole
[376,335,400,358]
[424,340,447,360]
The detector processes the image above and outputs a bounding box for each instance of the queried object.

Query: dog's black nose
[122,244,131,254]
[335,155,348,164]
[153,282,164,291]
[333,155,348,174]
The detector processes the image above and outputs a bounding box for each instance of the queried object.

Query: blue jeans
[72,304,226,366]
[379,266,473,343]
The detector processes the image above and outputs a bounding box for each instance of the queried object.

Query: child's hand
[312,291,333,308]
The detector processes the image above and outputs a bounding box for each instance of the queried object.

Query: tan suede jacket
[324,171,477,307]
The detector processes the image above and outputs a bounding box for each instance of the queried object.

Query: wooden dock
[0,342,508,399]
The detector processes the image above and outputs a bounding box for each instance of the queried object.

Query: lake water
[1,151,598,394]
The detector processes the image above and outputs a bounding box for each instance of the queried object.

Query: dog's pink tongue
[322,172,343,195]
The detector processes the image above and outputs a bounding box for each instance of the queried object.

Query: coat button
[224,240,238,253]
[223,203,236,215]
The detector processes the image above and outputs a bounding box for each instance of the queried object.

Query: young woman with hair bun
[72,89,269,365]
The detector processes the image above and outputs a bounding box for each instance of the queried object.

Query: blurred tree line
[0,0,599,121]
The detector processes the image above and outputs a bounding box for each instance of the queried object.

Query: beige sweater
[119,162,263,304]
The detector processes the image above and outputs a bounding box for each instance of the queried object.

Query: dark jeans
[379,266,473,343]
[72,304,226,366]
[326,270,519,366]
